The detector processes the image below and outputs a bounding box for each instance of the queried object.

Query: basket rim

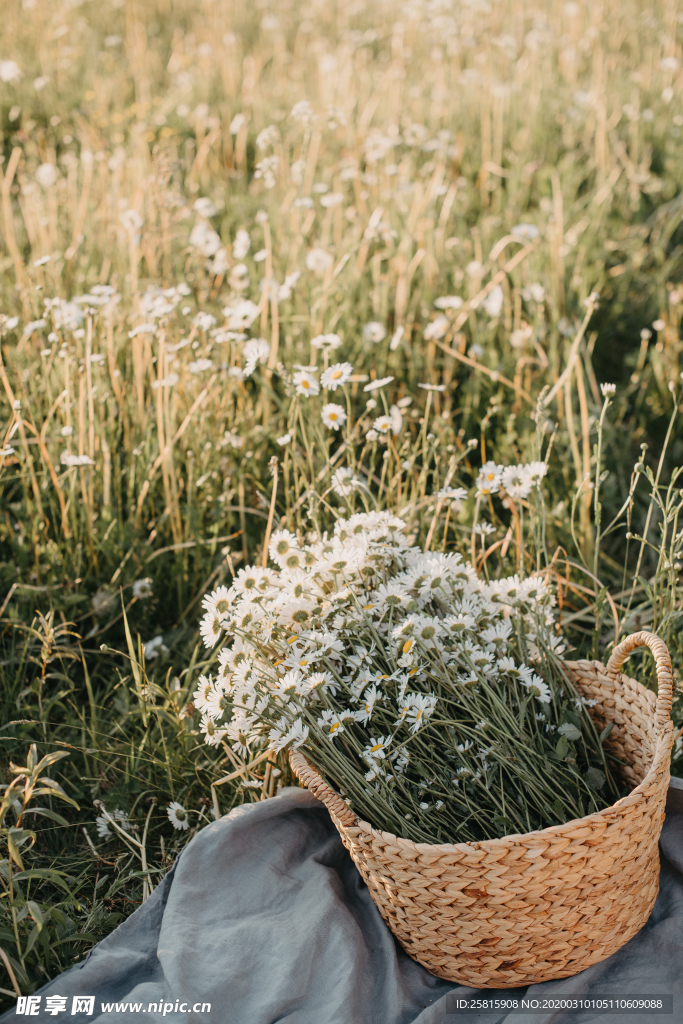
[290,658,673,855]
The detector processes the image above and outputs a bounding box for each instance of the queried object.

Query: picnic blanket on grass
[3,782,683,1024]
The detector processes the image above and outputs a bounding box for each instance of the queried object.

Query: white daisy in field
[277,432,293,445]
[526,461,548,485]
[232,566,267,596]
[305,248,333,275]
[331,467,364,497]
[167,802,189,830]
[321,361,353,390]
[473,521,495,536]
[362,321,386,343]
[311,332,341,350]
[132,578,153,599]
[501,464,533,499]
[95,807,132,839]
[269,529,302,569]
[193,675,217,714]
[0,61,22,83]
[202,585,232,618]
[200,712,227,746]
[199,611,224,648]
[434,295,463,310]
[363,376,394,392]
[372,414,392,434]
[321,403,347,430]
[423,315,449,340]
[225,718,255,757]
[243,337,270,375]
[206,686,230,719]
[475,461,502,496]
[293,369,320,397]
[438,485,468,503]
[511,223,539,240]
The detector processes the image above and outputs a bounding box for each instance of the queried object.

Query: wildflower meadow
[1,0,683,1003]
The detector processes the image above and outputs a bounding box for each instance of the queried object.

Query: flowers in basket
[195,511,619,843]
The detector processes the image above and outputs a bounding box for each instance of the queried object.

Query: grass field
[1,0,683,1003]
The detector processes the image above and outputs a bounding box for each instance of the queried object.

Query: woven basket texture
[289,631,674,988]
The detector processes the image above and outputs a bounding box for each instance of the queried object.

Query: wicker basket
[290,630,674,988]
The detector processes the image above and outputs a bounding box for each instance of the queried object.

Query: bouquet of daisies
[195,511,619,843]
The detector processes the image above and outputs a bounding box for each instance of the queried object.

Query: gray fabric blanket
[4,783,682,1024]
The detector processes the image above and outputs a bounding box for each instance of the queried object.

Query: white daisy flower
[225,718,255,757]
[372,414,392,434]
[200,611,224,648]
[362,321,386,343]
[200,712,227,746]
[167,801,189,830]
[362,736,390,763]
[202,585,232,618]
[321,403,347,430]
[232,566,267,596]
[269,529,302,569]
[331,467,364,497]
[423,316,449,340]
[305,248,333,275]
[311,333,342,350]
[95,807,132,839]
[193,675,217,714]
[293,369,320,397]
[363,376,394,392]
[320,361,353,390]
[354,684,381,725]
[132,578,153,599]
[526,461,548,486]
[501,464,533,500]
[475,461,502,496]
[522,674,552,704]
[318,709,348,738]
[399,693,437,733]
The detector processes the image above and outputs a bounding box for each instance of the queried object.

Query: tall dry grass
[0,0,682,1000]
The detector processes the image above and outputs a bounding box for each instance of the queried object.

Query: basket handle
[605,630,673,733]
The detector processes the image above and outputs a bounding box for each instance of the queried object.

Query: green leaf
[599,722,614,744]
[7,832,24,870]
[32,783,79,809]
[22,808,70,827]
[24,922,41,957]
[555,735,569,759]
[585,767,606,791]
[11,869,73,894]
[26,901,44,931]
[34,751,71,773]
[558,722,581,742]
[47,932,97,950]
[563,709,582,730]
[553,798,564,820]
